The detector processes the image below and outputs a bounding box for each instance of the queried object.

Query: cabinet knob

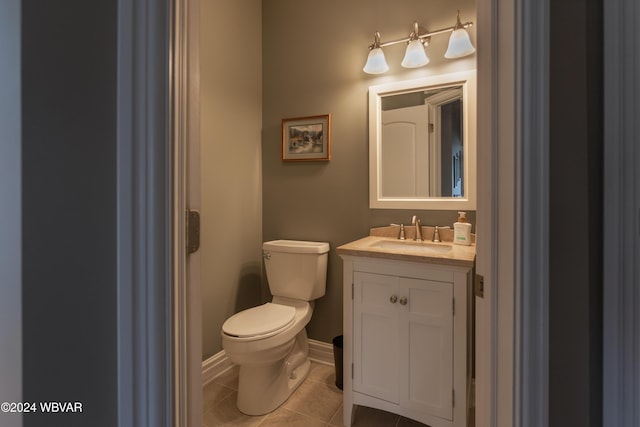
[400,297,408,306]
[390,295,398,304]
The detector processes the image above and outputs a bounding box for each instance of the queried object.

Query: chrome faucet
[411,215,423,241]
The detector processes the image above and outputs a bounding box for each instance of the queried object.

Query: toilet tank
[262,240,330,301]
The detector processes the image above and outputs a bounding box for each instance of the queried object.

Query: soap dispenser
[453,211,472,246]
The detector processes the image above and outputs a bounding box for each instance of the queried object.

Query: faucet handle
[390,223,406,240]
[431,225,451,243]
[433,226,441,243]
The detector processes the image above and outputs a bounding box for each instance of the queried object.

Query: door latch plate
[475,274,484,298]
[186,210,200,254]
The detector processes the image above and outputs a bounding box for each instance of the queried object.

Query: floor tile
[258,407,327,427]
[282,378,343,422]
[328,404,344,427]
[203,391,266,427]
[213,365,240,390]
[306,361,337,386]
[204,362,435,427]
[202,381,235,412]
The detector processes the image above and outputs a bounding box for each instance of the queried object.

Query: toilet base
[236,330,310,415]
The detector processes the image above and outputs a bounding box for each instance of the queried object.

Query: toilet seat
[222,303,296,339]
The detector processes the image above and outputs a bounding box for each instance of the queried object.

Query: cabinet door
[399,277,453,420]
[353,272,400,403]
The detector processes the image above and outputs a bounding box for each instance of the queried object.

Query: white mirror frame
[369,70,477,210]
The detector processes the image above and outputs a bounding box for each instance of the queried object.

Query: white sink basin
[369,239,453,254]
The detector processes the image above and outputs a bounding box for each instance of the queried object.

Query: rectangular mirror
[369,70,476,210]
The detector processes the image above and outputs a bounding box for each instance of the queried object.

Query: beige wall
[262,0,476,343]
[200,0,263,359]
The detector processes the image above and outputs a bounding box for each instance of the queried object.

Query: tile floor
[202,361,429,427]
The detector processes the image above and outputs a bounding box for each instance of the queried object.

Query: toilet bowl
[220,240,329,415]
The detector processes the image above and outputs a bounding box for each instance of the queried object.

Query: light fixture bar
[366,21,474,51]
[363,12,476,74]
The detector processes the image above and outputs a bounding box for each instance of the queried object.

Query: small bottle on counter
[453,211,472,246]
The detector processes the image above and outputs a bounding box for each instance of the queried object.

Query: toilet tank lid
[263,240,329,254]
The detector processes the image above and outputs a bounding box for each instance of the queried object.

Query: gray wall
[21,1,118,426]
[0,2,22,427]
[200,0,263,359]
[262,0,476,343]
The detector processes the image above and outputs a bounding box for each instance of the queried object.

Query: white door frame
[117,0,640,425]
[475,0,549,426]
[116,0,201,426]
[170,0,202,426]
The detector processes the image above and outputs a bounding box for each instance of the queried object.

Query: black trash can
[332,335,343,390]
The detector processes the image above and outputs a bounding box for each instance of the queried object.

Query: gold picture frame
[281,114,331,162]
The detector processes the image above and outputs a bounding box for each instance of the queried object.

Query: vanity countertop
[337,226,476,268]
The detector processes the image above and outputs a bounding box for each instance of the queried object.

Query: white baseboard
[201,339,335,386]
[201,350,234,386]
[308,339,335,366]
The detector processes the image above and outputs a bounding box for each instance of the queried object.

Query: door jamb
[170,0,202,426]
[476,0,549,425]
[116,1,172,426]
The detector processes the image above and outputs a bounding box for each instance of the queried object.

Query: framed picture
[281,114,331,162]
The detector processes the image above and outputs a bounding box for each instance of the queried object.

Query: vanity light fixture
[400,22,430,68]
[444,11,477,58]
[363,11,475,74]
[362,32,390,74]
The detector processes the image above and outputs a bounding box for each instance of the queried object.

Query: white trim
[117,1,171,426]
[603,0,640,425]
[201,339,336,387]
[474,0,496,424]
[475,0,502,424]
[368,71,477,211]
[170,0,202,427]
[476,0,549,425]
[492,1,517,423]
[308,339,336,366]
[202,352,235,386]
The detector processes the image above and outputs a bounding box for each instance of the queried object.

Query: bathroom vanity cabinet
[338,235,475,427]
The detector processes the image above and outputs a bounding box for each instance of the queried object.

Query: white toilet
[221,239,330,415]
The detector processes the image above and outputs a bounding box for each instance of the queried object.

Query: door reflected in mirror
[381,86,463,198]
[369,70,476,210]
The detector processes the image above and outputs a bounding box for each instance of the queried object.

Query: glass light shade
[363,48,389,74]
[401,39,429,68]
[444,28,476,58]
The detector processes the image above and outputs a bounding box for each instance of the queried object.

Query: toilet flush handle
[263,251,271,260]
